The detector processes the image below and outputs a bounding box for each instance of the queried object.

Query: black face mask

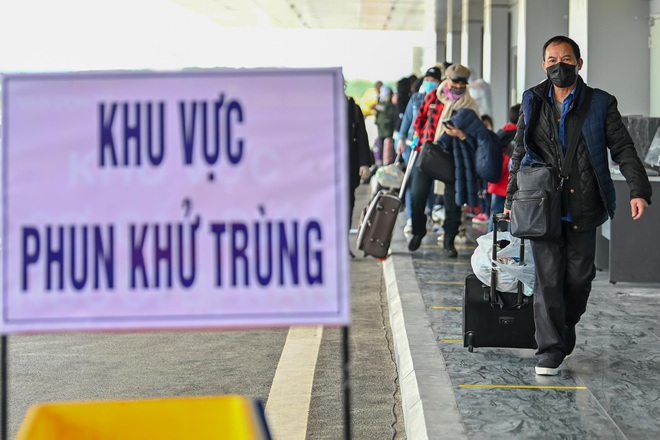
[450,86,467,96]
[546,62,578,88]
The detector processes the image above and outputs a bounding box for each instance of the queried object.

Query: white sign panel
[1,68,349,333]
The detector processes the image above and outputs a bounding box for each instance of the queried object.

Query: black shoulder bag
[416,140,456,183]
[510,88,593,240]
[415,103,456,183]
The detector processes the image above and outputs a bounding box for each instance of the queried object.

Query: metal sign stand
[1,335,7,440]
[342,326,351,440]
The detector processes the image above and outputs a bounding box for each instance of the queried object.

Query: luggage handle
[397,149,418,200]
[489,213,526,309]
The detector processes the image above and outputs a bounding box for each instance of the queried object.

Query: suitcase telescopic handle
[489,213,526,308]
[397,149,418,200]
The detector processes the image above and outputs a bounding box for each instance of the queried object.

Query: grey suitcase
[356,149,417,259]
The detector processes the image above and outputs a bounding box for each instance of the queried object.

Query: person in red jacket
[487,104,521,232]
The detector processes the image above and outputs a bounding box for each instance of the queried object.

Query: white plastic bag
[470,230,535,295]
[375,162,404,190]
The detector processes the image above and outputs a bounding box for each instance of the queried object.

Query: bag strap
[557,87,593,190]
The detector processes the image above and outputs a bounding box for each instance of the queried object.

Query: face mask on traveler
[450,86,467,96]
[420,81,439,94]
[546,62,578,88]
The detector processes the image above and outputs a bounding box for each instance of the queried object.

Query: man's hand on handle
[397,140,406,154]
[359,166,371,180]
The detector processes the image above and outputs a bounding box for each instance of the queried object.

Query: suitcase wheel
[465,332,476,353]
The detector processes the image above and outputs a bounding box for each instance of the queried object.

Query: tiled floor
[406,215,660,439]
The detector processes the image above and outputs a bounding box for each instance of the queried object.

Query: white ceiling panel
[168,0,437,31]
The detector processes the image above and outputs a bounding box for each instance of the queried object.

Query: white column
[516,0,569,102]
[569,0,650,116]
[461,0,484,78]
[446,0,462,63]
[652,1,660,116]
[435,0,447,65]
[651,15,660,117]
[483,0,510,128]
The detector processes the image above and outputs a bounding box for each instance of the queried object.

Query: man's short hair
[542,35,581,61]
[509,104,521,124]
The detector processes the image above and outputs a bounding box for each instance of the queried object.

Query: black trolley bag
[356,149,418,259]
[463,213,536,352]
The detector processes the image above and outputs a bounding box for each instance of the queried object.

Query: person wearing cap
[503,35,651,376]
[396,66,443,231]
[408,63,480,256]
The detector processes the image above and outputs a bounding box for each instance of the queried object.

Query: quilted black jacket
[506,78,652,231]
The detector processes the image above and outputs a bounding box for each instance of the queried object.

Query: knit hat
[444,64,471,83]
[424,66,443,81]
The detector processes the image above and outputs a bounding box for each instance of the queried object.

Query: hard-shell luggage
[463,214,536,352]
[356,149,418,259]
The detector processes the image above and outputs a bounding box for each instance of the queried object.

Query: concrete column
[446,0,462,63]
[569,0,650,116]
[651,16,660,117]
[412,47,425,76]
[515,0,568,102]
[461,0,484,78]
[435,0,447,65]
[483,0,510,128]
[652,1,660,116]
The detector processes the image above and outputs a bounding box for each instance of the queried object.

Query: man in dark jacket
[347,96,372,230]
[504,36,652,376]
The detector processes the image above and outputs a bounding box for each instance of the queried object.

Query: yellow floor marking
[429,306,462,310]
[419,245,475,250]
[459,384,587,390]
[440,339,463,343]
[425,281,465,285]
[415,260,471,266]
[266,326,323,440]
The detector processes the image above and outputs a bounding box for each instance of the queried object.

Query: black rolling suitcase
[463,213,536,352]
[356,149,418,259]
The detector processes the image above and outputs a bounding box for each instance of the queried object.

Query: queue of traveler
[350,35,652,378]
[364,62,516,257]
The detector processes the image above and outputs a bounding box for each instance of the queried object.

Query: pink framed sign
[1,67,349,333]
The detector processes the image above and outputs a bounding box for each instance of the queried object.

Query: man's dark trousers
[530,224,597,363]
[410,170,461,243]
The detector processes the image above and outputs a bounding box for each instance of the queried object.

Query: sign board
[1,67,349,333]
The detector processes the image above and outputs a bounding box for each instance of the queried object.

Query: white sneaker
[403,218,412,235]
[431,208,445,223]
[535,359,562,376]
[455,235,468,244]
